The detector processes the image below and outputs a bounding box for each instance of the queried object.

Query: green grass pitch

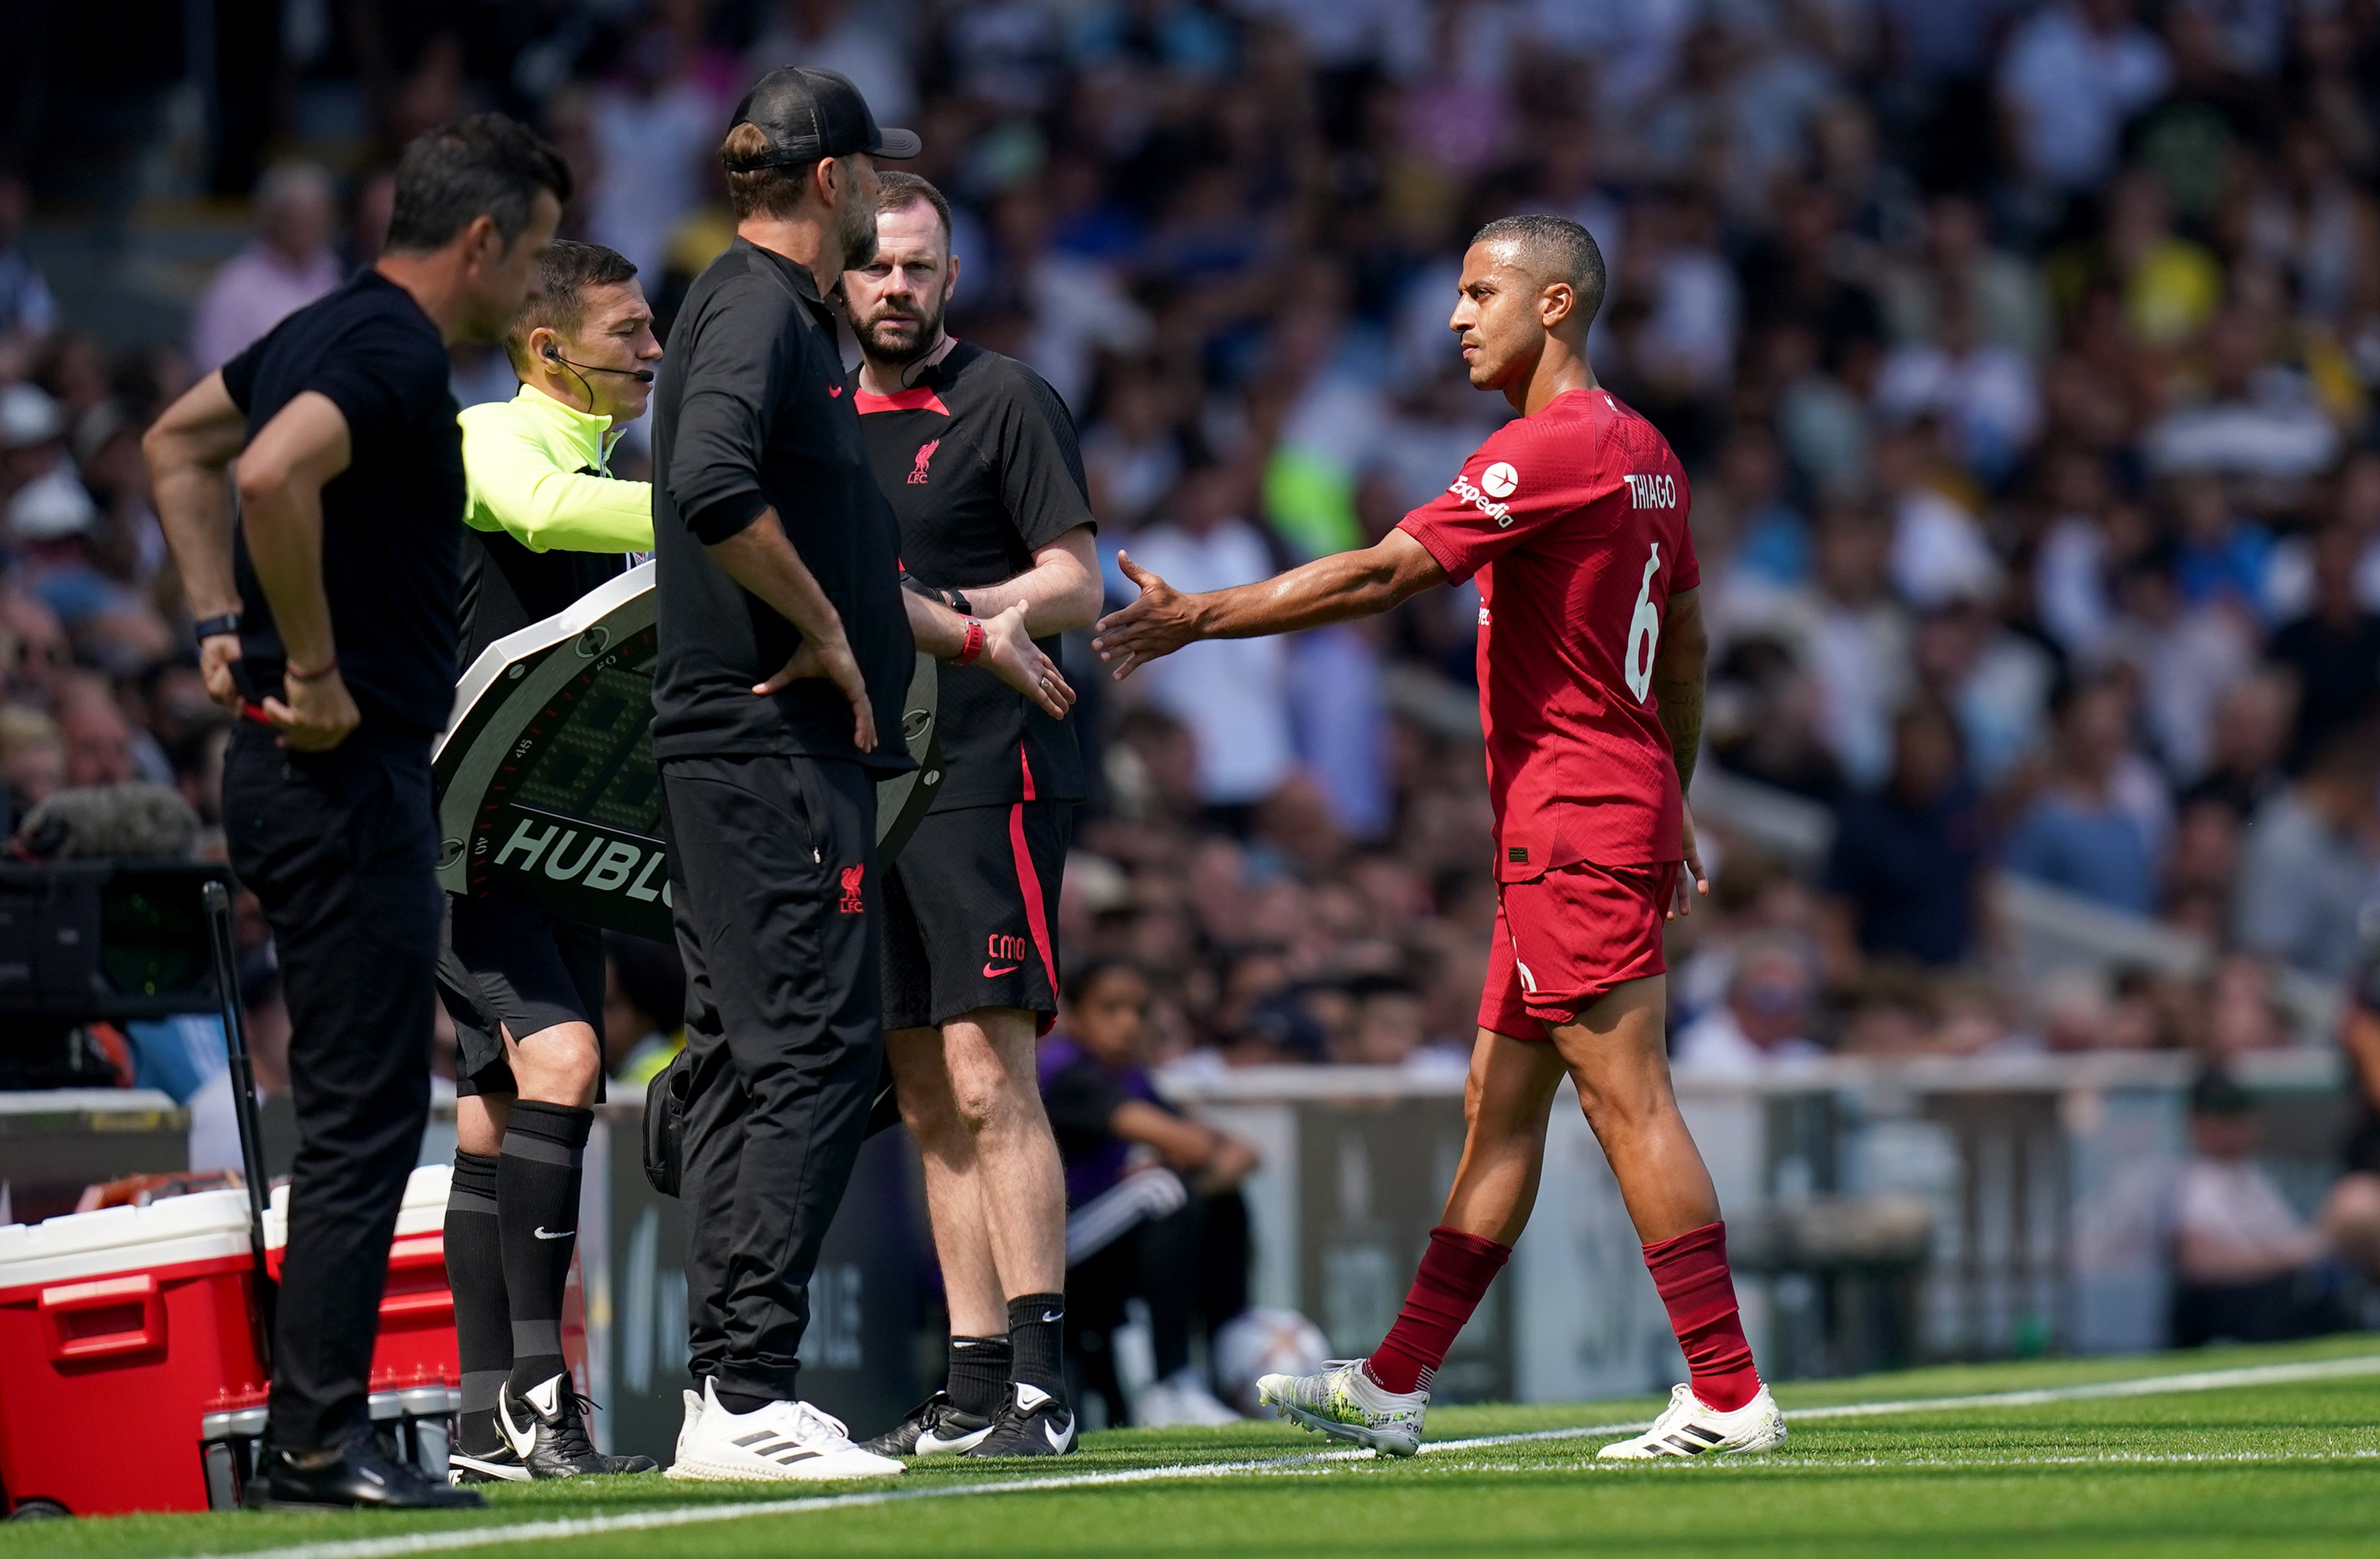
[16,1336,2380,1559]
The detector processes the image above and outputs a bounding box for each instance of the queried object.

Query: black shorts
[437,893,604,1098]
[880,800,1070,1032]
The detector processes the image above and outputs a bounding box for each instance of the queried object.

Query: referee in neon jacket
[439,239,662,1484]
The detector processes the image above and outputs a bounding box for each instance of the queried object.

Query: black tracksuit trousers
[223,724,441,1452]
[661,752,882,1403]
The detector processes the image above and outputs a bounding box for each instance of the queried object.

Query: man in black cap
[144,113,569,1511]
[652,67,1074,1483]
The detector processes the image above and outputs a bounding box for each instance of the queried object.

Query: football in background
[1212,1306,1331,1417]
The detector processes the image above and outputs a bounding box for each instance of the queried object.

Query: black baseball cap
[726,66,921,170]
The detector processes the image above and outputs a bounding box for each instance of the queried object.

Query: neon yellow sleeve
[460,403,653,554]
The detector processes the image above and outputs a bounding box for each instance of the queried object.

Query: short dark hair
[875,170,952,247]
[1469,213,1607,331]
[385,113,573,255]
[1062,957,1146,1009]
[505,240,639,369]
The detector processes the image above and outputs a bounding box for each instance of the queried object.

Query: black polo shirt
[851,341,1092,807]
[650,237,915,772]
[219,269,463,737]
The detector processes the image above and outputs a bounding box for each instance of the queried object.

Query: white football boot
[666,1379,905,1482]
[1255,1359,1428,1457]
[662,1387,707,1480]
[1597,1382,1786,1460]
[1134,1367,1243,1428]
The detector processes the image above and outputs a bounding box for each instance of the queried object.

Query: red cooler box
[267,1164,462,1386]
[0,1189,267,1515]
[262,1164,588,1397]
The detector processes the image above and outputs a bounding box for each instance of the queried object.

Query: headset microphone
[542,342,656,385]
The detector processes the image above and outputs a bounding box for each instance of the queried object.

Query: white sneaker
[1134,1368,1242,1428]
[1255,1359,1428,1457]
[662,1387,707,1480]
[1597,1382,1786,1460]
[666,1379,906,1482]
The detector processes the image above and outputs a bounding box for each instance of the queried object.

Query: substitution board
[431,562,942,941]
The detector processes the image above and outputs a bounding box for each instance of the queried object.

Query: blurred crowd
[12,0,2380,1099]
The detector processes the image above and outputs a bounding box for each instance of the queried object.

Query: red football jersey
[1398,387,1699,881]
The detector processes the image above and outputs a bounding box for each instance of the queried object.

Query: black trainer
[244,1439,486,1511]
[964,1384,1077,1458]
[448,1443,530,1484]
[498,1374,660,1479]
[858,1390,996,1458]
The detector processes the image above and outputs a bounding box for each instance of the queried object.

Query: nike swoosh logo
[917,1425,992,1454]
[533,1227,573,1240]
[983,962,1022,978]
[1045,1415,1074,1453]
[1041,1310,1063,1323]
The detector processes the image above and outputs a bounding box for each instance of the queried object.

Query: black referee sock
[1007,1293,1067,1405]
[499,1101,593,1399]
[946,1334,1012,1420]
[445,1150,509,1456]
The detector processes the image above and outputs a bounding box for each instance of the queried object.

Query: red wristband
[285,656,339,683]
[956,619,985,666]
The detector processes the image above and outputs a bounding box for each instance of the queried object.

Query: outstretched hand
[977,602,1076,719]
[755,632,878,753]
[1091,552,1199,680]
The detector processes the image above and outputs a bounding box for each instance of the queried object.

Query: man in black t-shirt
[649,68,1072,1485]
[838,173,1104,1461]
[145,114,569,1511]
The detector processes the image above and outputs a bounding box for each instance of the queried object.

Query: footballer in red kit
[1093,213,1783,1462]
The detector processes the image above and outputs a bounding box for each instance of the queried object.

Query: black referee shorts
[880,799,1070,1033]
[436,893,606,1098]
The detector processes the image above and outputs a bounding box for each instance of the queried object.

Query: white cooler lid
[264,1162,450,1249]
[0,1189,255,1292]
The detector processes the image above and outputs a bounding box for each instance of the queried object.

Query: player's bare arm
[234,390,362,750]
[894,587,1076,717]
[1651,585,1710,918]
[707,511,878,750]
[950,525,1103,635]
[1091,528,1446,679]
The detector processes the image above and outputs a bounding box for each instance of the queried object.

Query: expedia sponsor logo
[482,809,671,906]
[1623,473,1678,509]
[1449,467,1516,527]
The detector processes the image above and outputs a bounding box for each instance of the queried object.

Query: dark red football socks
[1642,1221,1760,1412]
[1363,1226,1512,1395]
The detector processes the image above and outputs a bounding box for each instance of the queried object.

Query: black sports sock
[713,1384,775,1415]
[1007,1293,1067,1403]
[444,1150,509,1455]
[946,1334,1012,1420]
[498,1101,593,1399]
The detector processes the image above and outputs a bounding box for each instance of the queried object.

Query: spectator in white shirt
[1119,462,1296,809]
[1672,938,1825,1077]
[1997,0,2170,193]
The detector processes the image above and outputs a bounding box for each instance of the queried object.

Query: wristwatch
[193,612,242,645]
[942,587,974,617]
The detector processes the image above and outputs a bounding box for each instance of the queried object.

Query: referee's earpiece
[543,343,561,362]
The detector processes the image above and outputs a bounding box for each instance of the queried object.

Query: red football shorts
[1479,858,1679,1036]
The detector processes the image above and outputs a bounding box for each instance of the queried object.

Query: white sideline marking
[162,1354,2380,1559]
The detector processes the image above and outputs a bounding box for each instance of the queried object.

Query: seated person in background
[1672,937,1825,1076]
[1822,698,1989,982]
[602,931,686,1087]
[2169,1068,2344,1346]
[2318,933,2380,1285]
[1040,959,1258,1428]
[2001,678,2161,917]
